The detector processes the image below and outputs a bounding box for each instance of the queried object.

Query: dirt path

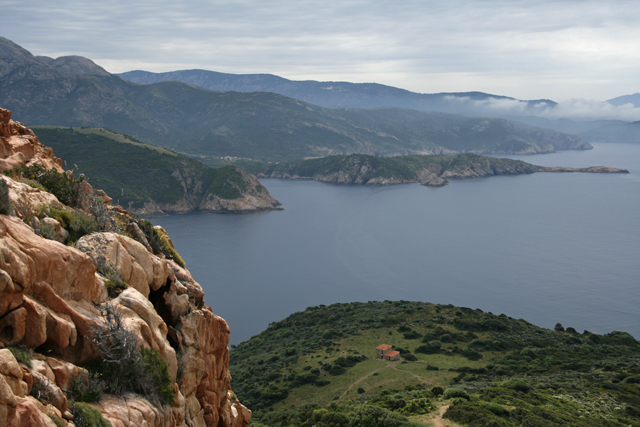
[338,364,390,400]
[388,364,439,386]
[426,405,450,427]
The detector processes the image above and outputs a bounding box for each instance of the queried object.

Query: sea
[152,143,640,345]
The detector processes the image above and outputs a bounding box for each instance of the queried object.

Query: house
[376,344,392,358]
[384,350,401,361]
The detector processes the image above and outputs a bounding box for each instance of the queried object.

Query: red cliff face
[0,108,251,427]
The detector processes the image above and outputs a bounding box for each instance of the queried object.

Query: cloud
[3,0,640,101]
[445,95,640,121]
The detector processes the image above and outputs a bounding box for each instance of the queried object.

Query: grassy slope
[33,126,252,208]
[230,301,640,427]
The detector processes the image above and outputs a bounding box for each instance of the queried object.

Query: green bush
[5,164,84,207]
[431,386,444,396]
[0,179,12,215]
[71,371,106,402]
[140,347,175,404]
[91,305,174,405]
[500,379,532,393]
[38,221,59,241]
[68,209,98,242]
[71,402,111,427]
[96,261,127,298]
[138,219,185,267]
[7,346,32,368]
[47,414,67,427]
[47,205,72,228]
[415,341,442,354]
[443,388,470,400]
[485,402,509,416]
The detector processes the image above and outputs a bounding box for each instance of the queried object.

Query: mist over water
[154,143,640,344]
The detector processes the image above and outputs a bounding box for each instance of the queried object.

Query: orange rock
[0,107,64,173]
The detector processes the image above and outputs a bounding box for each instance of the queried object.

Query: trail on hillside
[339,361,445,401]
[428,405,450,427]
[339,365,390,400]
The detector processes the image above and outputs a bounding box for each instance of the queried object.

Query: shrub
[90,304,175,405]
[443,388,470,400]
[5,164,84,207]
[0,179,12,215]
[430,386,444,396]
[138,220,185,267]
[47,205,72,228]
[357,387,365,394]
[485,402,509,416]
[71,371,106,402]
[96,261,127,298]
[140,347,175,404]
[7,346,32,367]
[69,210,98,242]
[47,414,67,427]
[402,330,422,340]
[500,378,532,393]
[554,323,565,332]
[30,373,56,404]
[38,221,59,241]
[71,402,111,427]
[415,341,442,354]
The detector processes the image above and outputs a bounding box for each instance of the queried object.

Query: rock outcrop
[0,108,64,173]
[0,109,250,427]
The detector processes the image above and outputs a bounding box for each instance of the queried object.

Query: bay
[153,143,640,344]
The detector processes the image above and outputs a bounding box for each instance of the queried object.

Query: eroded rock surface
[0,109,250,427]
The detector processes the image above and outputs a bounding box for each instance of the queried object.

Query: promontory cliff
[0,108,251,426]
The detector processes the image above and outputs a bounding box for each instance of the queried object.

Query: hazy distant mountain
[0,37,590,162]
[118,69,631,135]
[607,93,640,108]
[579,120,640,144]
[117,69,557,115]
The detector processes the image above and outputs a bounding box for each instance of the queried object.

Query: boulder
[76,232,171,298]
[0,215,101,304]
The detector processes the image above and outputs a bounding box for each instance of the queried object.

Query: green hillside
[1,37,590,163]
[230,301,640,427]
[242,153,540,185]
[32,126,268,211]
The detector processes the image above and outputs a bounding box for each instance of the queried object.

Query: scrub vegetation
[230,301,640,426]
[32,127,257,209]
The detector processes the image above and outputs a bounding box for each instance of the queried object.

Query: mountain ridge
[0,37,591,163]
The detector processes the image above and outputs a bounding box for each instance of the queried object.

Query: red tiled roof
[377,344,392,351]
[386,351,400,357]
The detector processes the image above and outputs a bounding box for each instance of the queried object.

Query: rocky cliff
[0,108,250,426]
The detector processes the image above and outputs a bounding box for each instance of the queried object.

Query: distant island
[242,153,629,188]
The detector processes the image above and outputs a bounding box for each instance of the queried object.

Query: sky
[3,0,640,105]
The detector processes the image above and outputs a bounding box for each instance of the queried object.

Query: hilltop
[230,300,640,427]
[0,37,590,163]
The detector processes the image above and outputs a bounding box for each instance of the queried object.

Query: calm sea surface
[153,143,640,344]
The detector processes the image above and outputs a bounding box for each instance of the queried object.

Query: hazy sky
[4,0,640,102]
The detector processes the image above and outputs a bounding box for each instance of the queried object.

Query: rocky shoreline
[255,153,629,188]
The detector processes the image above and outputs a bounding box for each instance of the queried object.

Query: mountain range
[0,37,593,164]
